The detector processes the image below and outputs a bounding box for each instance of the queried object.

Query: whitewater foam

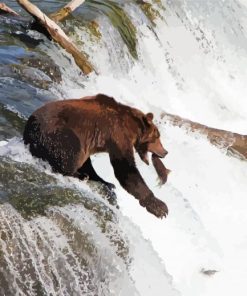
[1,0,247,295]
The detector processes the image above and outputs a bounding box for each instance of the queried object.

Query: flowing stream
[0,0,247,295]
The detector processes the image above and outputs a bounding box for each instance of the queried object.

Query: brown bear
[23,94,169,218]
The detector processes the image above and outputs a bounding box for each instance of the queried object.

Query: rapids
[0,1,247,295]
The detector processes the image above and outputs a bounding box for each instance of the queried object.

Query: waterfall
[0,1,247,295]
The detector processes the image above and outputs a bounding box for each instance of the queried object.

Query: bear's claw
[139,196,168,218]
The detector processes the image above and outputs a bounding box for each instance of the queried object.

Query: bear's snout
[148,139,168,158]
[160,148,168,158]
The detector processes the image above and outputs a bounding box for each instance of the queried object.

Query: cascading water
[0,0,247,295]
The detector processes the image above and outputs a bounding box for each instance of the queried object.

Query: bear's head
[135,113,167,165]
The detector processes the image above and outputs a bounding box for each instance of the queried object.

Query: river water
[0,0,247,295]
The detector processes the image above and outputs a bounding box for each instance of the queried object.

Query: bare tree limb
[0,3,19,15]
[50,0,86,22]
[161,112,247,160]
[17,0,94,75]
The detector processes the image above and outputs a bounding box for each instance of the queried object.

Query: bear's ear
[140,112,154,131]
[146,112,154,124]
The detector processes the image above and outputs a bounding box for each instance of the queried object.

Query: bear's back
[28,95,120,134]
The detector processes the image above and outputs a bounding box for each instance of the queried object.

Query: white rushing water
[1,0,247,295]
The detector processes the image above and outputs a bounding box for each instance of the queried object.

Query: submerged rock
[20,56,62,84]
[0,104,26,140]
[0,156,132,295]
[0,64,53,90]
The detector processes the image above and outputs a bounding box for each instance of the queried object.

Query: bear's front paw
[139,196,168,218]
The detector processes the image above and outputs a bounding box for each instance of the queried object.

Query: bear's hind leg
[77,158,115,190]
[24,116,81,176]
[29,127,81,177]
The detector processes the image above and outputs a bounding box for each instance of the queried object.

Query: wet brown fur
[23,94,168,218]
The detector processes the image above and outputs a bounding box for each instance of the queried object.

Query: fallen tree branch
[0,3,19,15]
[50,0,86,22]
[161,112,247,160]
[17,0,94,75]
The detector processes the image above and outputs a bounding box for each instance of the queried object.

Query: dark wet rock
[29,20,53,41]
[0,103,26,140]
[0,64,53,90]
[0,157,115,221]
[0,13,30,29]
[20,56,62,84]
[0,15,61,83]
[0,78,55,117]
[11,31,43,48]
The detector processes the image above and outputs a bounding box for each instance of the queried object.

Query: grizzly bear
[23,94,169,218]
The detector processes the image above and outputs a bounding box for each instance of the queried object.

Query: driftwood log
[16,0,94,75]
[161,112,247,160]
[50,0,85,22]
[0,3,19,15]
